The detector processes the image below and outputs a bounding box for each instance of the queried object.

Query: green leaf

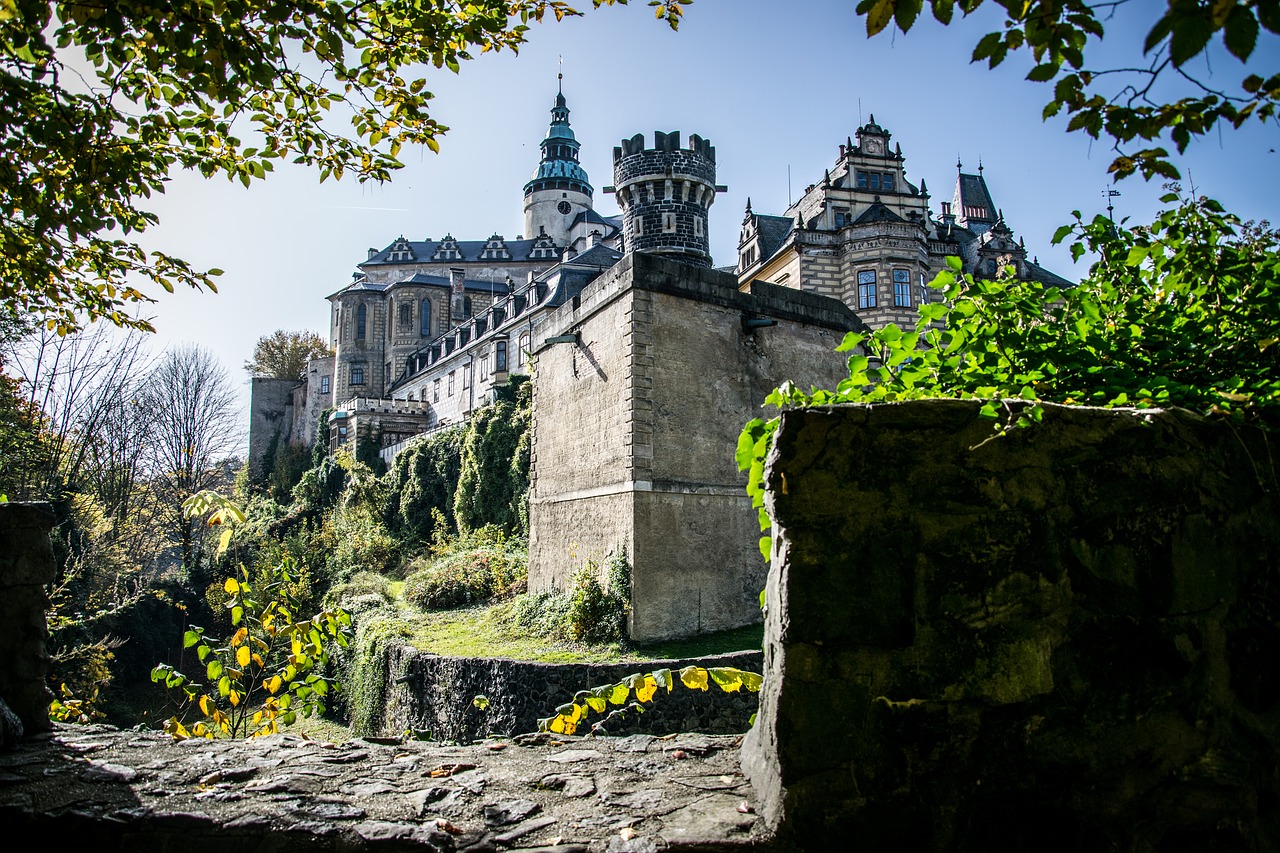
[1026,63,1058,82]
[1224,6,1259,61]
[1170,15,1214,66]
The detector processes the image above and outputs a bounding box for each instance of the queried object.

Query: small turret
[611,131,722,268]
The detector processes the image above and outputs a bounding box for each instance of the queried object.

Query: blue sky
[134,0,1278,441]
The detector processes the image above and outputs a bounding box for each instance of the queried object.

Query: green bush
[454,377,530,536]
[402,527,527,611]
[567,549,630,644]
[323,571,393,611]
[505,548,631,645]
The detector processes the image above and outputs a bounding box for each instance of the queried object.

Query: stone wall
[0,503,56,738]
[742,400,1280,851]
[529,251,862,642]
[246,376,298,477]
[371,645,762,744]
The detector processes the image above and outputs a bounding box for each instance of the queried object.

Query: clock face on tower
[557,201,572,215]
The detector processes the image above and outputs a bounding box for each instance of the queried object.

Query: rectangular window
[496,341,508,373]
[448,371,455,396]
[463,365,470,389]
[481,351,489,381]
[433,379,440,402]
[856,171,868,189]
[883,173,895,192]
[350,365,365,385]
[893,269,912,307]
[868,173,881,191]
[320,375,330,394]
[834,208,849,228]
[857,270,877,309]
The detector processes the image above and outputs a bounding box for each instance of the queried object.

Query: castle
[248,85,1068,640]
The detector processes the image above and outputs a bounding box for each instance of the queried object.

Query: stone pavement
[0,723,775,851]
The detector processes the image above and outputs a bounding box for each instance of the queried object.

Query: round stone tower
[523,80,593,248]
[612,131,718,268]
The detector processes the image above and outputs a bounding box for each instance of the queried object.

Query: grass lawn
[392,596,764,664]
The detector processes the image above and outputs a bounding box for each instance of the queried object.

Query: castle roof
[361,237,547,266]
[752,214,795,260]
[562,243,623,268]
[525,86,592,197]
[327,271,513,300]
[953,170,998,228]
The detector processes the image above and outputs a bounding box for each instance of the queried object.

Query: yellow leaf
[231,627,247,647]
[251,653,264,668]
[635,674,658,704]
[237,645,251,668]
[229,690,241,707]
[224,577,240,594]
[680,666,709,691]
[265,675,283,694]
[198,694,213,716]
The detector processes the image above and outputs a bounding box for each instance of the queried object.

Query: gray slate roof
[362,238,549,266]
[754,214,795,261]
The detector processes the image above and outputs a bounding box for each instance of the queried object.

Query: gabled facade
[736,117,1070,330]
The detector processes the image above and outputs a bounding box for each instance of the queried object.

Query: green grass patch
[401,599,762,664]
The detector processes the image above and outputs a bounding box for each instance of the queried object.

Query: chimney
[450,268,466,321]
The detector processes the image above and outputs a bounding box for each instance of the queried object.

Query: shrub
[506,548,631,646]
[323,571,393,611]
[151,555,352,739]
[403,530,527,611]
[567,549,630,644]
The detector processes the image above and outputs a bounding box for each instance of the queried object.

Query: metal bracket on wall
[742,315,778,333]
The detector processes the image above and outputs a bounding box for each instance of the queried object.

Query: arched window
[356,303,367,340]
[420,298,432,337]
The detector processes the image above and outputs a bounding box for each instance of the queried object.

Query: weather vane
[1103,187,1121,221]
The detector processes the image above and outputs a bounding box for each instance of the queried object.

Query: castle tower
[523,79,593,248]
[611,131,719,268]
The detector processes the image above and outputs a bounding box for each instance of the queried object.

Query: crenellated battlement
[613,130,716,163]
[610,131,722,268]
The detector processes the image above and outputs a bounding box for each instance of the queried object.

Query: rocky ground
[0,723,773,851]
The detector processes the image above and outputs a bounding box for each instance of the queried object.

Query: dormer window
[386,236,415,262]
[433,234,463,261]
[481,234,511,260]
[740,246,756,269]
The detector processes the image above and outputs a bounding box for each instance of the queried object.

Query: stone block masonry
[529,252,861,642]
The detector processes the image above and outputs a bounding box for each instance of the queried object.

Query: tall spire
[525,77,592,198]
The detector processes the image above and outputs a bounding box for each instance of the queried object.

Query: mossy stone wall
[742,400,1280,851]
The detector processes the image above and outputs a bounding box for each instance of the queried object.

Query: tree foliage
[244,329,331,380]
[853,0,1280,179]
[0,0,683,334]
[144,344,242,571]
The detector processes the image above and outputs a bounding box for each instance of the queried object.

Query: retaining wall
[742,400,1280,851]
